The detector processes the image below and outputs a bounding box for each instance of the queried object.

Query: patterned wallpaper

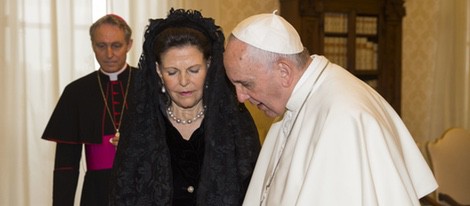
[402,0,438,143]
[218,0,280,37]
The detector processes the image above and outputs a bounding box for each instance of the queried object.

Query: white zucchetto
[231,10,304,54]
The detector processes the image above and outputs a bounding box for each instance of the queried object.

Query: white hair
[241,38,310,70]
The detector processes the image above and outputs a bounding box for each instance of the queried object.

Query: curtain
[427,0,470,141]
[0,1,224,205]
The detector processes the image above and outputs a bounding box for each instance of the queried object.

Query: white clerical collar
[293,55,318,94]
[99,64,128,81]
[287,55,328,111]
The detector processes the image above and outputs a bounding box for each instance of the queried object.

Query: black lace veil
[110,9,260,206]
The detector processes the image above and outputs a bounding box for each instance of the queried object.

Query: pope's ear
[278,61,294,87]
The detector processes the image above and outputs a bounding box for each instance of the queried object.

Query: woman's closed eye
[188,67,201,74]
[166,70,178,76]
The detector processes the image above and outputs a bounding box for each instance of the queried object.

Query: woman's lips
[179,91,193,96]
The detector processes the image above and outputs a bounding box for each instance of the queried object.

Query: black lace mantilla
[109,8,261,206]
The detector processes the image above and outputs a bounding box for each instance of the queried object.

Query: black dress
[166,118,205,206]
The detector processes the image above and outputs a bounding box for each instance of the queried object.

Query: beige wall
[185,0,279,37]
[218,1,280,38]
[402,0,438,143]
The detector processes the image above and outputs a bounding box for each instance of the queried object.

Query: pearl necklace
[167,106,206,124]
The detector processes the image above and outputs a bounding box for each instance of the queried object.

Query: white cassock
[243,55,438,206]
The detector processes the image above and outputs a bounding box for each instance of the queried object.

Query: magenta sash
[85,134,116,170]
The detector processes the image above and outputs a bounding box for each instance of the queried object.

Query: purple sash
[85,134,116,170]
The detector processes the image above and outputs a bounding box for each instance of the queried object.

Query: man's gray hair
[89,14,132,43]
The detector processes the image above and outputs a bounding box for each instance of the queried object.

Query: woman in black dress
[109,9,261,206]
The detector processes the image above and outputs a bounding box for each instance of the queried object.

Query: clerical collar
[99,64,128,81]
[293,55,317,94]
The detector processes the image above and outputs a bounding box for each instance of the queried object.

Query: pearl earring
[161,86,166,93]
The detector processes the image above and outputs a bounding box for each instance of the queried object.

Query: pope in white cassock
[223,11,438,206]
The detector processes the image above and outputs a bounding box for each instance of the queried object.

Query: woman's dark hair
[154,27,212,64]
